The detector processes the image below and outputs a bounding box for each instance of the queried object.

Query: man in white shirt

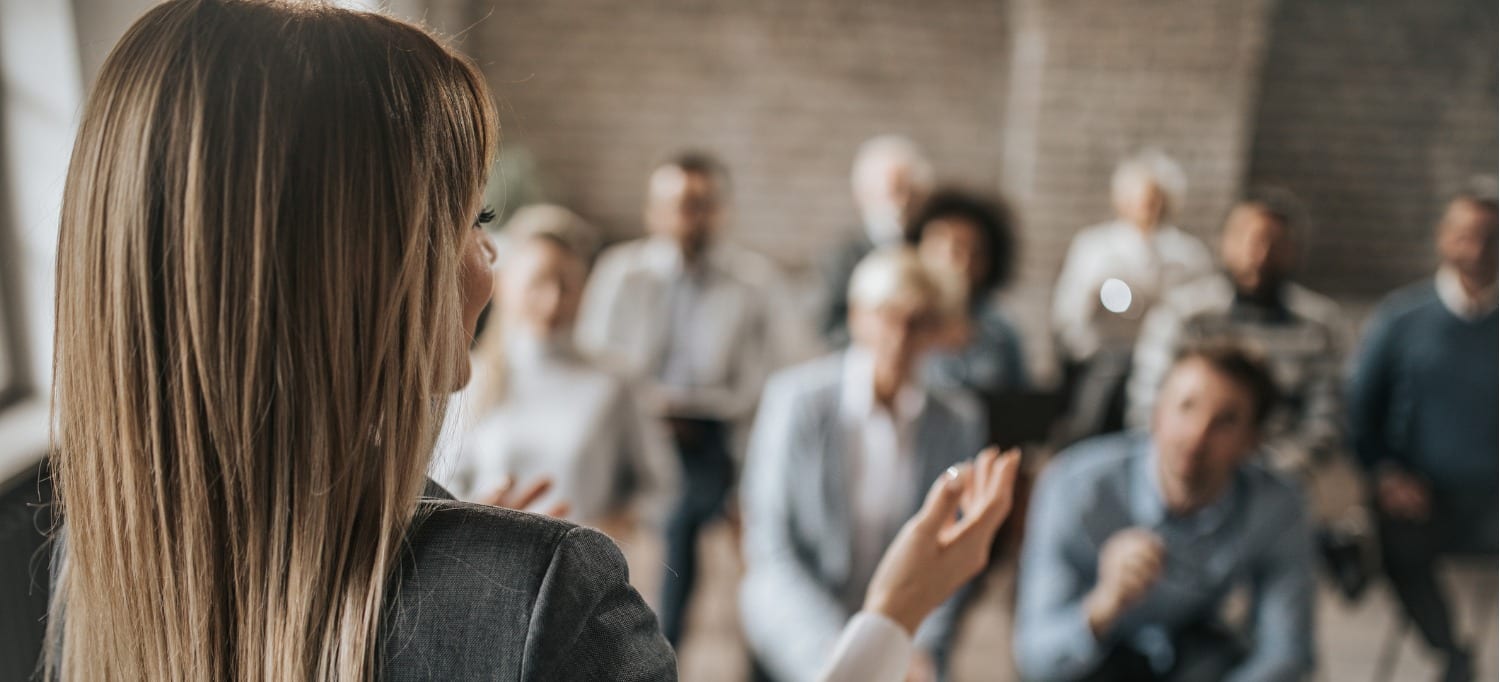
[576,152,776,646]
[817,136,937,348]
[1052,149,1214,441]
[741,248,985,682]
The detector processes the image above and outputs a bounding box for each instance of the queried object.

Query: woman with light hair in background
[1051,148,1214,441]
[441,204,679,542]
[45,2,674,679]
[741,247,987,682]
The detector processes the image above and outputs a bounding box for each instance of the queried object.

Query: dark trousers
[1077,623,1245,682]
[1377,490,1498,657]
[658,418,734,646]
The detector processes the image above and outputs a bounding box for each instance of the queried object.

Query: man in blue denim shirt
[1015,344,1315,682]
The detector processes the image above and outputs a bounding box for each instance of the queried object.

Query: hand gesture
[864,447,1022,635]
[1085,528,1164,635]
[482,475,571,518]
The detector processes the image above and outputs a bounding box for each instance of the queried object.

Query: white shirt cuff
[819,611,915,682]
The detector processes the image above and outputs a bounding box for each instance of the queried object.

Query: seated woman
[906,190,1029,393]
[442,205,678,540]
[45,2,674,679]
[740,247,985,682]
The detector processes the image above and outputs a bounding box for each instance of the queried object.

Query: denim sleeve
[1013,464,1109,680]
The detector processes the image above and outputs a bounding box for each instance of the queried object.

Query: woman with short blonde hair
[47,1,674,679]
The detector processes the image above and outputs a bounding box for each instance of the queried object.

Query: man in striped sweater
[1126,195,1347,474]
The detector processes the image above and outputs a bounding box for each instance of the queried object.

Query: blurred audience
[1348,190,1498,682]
[444,205,678,537]
[1128,194,1346,473]
[1053,149,1214,440]
[576,152,775,646]
[1016,344,1314,682]
[906,189,1030,394]
[819,136,936,347]
[741,248,984,682]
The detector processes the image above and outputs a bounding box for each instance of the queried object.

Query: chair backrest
[987,390,1066,450]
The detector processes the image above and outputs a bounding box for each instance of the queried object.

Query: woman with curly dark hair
[906,189,1029,394]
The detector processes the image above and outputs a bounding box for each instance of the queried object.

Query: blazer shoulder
[764,353,845,399]
[382,503,580,679]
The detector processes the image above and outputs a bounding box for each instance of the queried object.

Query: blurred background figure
[441,204,678,540]
[1052,149,1214,442]
[741,248,983,682]
[906,189,1028,395]
[819,136,936,348]
[1128,193,1346,474]
[1016,344,1314,682]
[576,152,775,647]
[1348,189,1499,682]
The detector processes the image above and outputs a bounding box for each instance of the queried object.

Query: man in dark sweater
[1348,190,1498,682]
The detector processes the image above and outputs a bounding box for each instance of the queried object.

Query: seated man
[741,248,984,682]
[1016,344,1315,682]
[1348,191,1498,682]
[1127,195,1345,472]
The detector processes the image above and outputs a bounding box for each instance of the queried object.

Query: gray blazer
[380,483,677,680]
[739,353,986,682]
[46,483,675,680]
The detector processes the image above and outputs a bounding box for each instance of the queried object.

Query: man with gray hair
[742,247,984,682]
[1052,149,1214,440]
[818,135,937,347]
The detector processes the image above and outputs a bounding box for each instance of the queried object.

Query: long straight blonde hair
[47,1,497,679]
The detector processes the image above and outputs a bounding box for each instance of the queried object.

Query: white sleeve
[819,611,914,682]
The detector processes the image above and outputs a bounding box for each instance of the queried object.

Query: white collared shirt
[839,348,925,607]
[576,235,775,422]
[436,334,678,524]
[1052,219,1214,361]
[1435,266,1499,321]
[820,611,913,682]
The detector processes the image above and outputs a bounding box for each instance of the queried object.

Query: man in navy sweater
[1348,190,1498,682]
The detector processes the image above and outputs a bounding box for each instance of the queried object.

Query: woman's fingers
[509,477,553,510]
[989,449,1021,518]
[915,464,970,534]
[941,448,1022,548]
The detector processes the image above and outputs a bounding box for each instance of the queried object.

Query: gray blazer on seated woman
[44,2,674,679]
[740,248,986,682]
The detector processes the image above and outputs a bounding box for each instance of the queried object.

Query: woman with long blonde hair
[47,1,674,679]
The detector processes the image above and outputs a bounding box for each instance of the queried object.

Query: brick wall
[424,0,1495,377]
[459,0,1010,270]
[1247,0,1499,299]
[998,0,1275,376]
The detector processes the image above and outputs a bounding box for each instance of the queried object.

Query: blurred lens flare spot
[1100,278,1133,314]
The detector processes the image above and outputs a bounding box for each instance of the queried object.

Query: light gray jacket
[739,353,986,682]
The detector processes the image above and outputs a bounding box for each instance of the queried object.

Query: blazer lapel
[815,379,854,586]
[909,400,953,518]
